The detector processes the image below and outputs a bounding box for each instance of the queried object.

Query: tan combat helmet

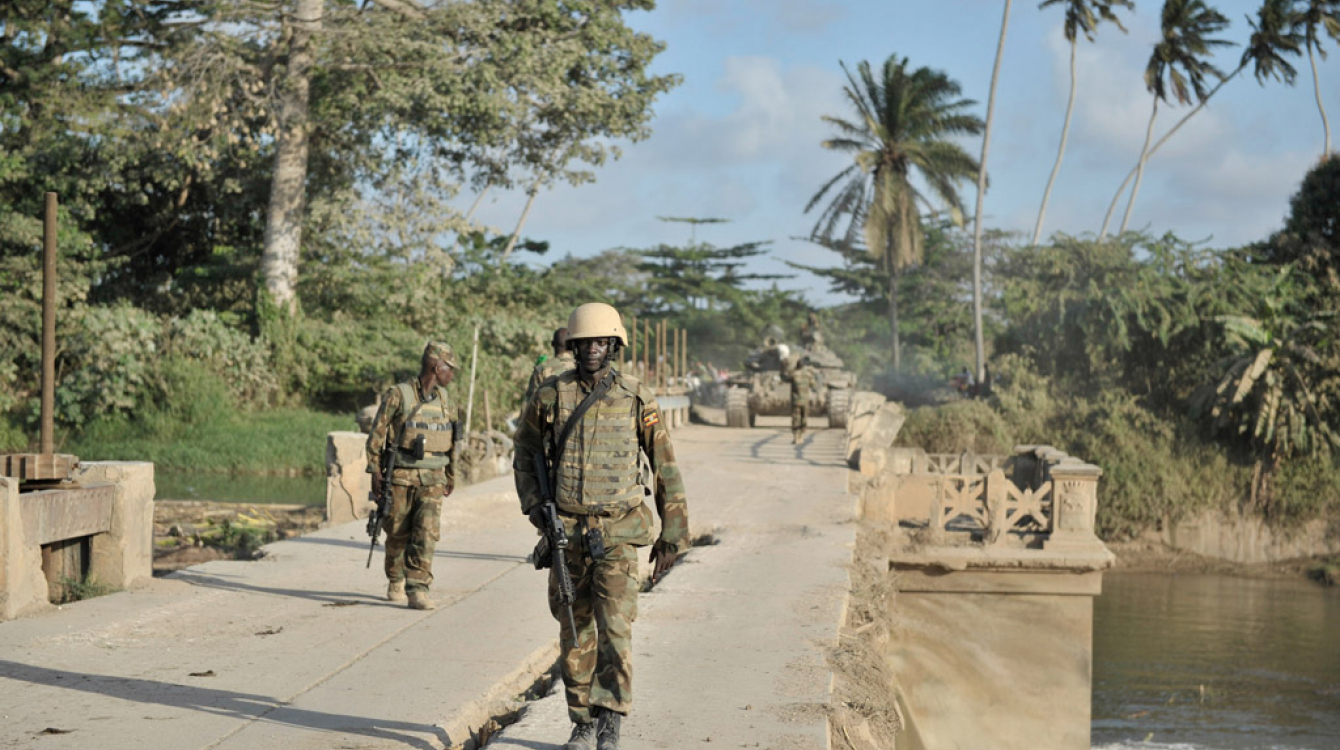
[566,302,627,345]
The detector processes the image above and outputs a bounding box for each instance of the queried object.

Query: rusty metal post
[41,192,57,456]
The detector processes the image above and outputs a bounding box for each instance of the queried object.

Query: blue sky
[463,0,1340,306]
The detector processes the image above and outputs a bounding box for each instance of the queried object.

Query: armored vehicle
[723,342,855,429]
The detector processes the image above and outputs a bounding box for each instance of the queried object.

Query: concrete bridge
[0,402,1112,749]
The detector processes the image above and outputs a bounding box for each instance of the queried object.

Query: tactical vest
[393,382,456,470]
[552,374,644,516]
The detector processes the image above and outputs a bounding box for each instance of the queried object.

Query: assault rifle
[366,448,397,568]
[532,452,579,642]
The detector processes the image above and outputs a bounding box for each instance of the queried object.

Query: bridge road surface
[0,419,856,750]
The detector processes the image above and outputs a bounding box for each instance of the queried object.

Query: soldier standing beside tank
[513,302,690,750]
[365,341,461,610]
[523,327,575,405]
[783,355,815,444]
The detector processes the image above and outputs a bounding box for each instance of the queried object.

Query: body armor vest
[393,382,456,470]
[552,374,644,515]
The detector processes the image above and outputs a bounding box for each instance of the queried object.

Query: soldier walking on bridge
[523,327,575,406]
[513,302,690,750]
[783,355,815,444]
[365,341,461,610]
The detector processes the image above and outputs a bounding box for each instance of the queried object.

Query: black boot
[595,708,622,750]
[561,719,597,750]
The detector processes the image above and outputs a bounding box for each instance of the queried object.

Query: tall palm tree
[1032,0,1134,247]
[972,0,1012,385]
[1099,0,1302,239]
[1118,0,1233,237]
[1298,0,1340,155]
[806,55,982,370]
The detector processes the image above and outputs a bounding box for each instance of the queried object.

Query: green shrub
[166,309,277,406]
[895,399,1014,455]
[56,304,161,428]
[54,574,119,604]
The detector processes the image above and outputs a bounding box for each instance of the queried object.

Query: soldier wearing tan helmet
[365,340,461,610]
[513,302,690,750]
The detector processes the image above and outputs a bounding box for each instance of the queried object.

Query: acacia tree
[1032,0,1134,246]
[161,0,677,313]
[806,55,982,370]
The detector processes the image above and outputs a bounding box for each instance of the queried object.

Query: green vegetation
[2,2,1338,547]
[54,574,120,605]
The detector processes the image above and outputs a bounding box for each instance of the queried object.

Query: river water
[154,470,325,506]
[1092,571,1340,750]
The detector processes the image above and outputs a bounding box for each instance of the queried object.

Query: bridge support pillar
[886,545,1113,750]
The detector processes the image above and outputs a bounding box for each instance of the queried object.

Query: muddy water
[154,469,325,505]
[1092,571,1340,749]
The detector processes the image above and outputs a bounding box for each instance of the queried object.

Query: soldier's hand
[648,541,677,585]
[528,506,547,531]
[371,476,383,497]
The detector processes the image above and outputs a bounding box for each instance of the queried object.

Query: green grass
[55,574,120,604]
[68,408,356,475]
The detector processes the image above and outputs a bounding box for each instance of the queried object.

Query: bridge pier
[848,422,1114,749]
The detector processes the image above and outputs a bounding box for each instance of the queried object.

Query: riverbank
[1106,539,1338,584]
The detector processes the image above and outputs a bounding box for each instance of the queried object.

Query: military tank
[723,341,855,429]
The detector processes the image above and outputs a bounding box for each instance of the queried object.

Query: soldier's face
[432,358,456,385]
[575,337,612,374]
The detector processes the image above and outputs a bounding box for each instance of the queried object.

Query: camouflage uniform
[785,365,815,441]
[365,379,459,595]
[513,366,689,724]
[523,350,576,406]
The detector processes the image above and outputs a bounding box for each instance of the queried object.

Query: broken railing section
[876,445,1104,552]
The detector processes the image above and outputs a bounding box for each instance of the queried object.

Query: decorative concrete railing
[873,445,1104,552]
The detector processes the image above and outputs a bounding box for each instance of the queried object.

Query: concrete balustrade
[1,461,154,621]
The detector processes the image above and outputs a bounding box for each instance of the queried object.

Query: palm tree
[971,0,1013,385]
[1298,0,1340,155]
[805,55,983,370]
[1099,0,1303,239]
[1118,0,1233,237]
[1032,0,1134,247]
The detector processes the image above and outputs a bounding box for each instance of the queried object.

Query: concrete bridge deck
[0,421,856,750]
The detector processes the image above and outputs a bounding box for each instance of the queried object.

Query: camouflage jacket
[513,367,689,554]
[365,379,456,488]
[523,351,575,406]
[785,367,816,406]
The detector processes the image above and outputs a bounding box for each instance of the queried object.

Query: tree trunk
[1032,38,1076,247]
[888,266,901,372]
[1118,96,1159,236]
[1309,44,1332,156]
[260,0,323,314]
[500,181,540,265]
[971,0,1012,383]
[1100,67,1243,239]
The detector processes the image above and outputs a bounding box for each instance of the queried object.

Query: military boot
[561,720,597,750]
[596,708,622,750]
[386,580,407,603]
[407,591,435,610]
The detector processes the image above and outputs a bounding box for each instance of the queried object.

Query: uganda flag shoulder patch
[643,410,660,428]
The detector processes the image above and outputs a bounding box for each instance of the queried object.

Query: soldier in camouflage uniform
[523,327,575,406]
[366,341,461,610]
[513,302,689,750]
[783,355,815,444]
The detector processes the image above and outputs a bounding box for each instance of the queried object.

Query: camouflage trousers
[382,483,445,593]
[791,402,808,433]
[549,543,640,723]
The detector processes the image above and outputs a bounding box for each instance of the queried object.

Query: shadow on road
[0,659,451,750]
